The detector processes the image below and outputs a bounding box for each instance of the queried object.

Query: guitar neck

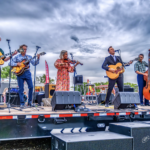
[0,49,20,59]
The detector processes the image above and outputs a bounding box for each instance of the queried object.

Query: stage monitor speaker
[51,91,81,111]
[73,75,83,84]
[51,131,133,150]
[97,93,114,104]
[45,84,56,98]
[109,122,150,150]
[6,92,20,106]
[112,92,140,109]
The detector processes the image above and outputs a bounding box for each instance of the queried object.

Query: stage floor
[0,103,150,116]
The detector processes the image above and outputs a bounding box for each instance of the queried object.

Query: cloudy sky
[0,0,150,85]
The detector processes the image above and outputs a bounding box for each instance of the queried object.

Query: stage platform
[0,103,150,117]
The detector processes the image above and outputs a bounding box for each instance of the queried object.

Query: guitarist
[102,46,132,107]
[9,44,40,108]
[134,54,149,106]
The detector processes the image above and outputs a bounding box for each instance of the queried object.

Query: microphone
[36,46,41,49]
[114,49,120,52]
[6,39,10,42]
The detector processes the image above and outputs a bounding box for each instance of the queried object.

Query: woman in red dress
[54,50,80,91]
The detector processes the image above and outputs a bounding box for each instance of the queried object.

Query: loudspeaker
[73,75,83,84]
[51,91,81,111]
[109,122,150,150]
[6,92,20,106]
[45,84,56,98]
[51,131,133,150]
[97,93,114,104]
[112,92,140,109]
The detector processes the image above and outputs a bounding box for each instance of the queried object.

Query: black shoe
[145,104,150,106]
[28,103,34,107]
[105,103,109,107]
[140,104,145,106]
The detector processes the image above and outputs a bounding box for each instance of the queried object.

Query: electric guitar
[0,48,24,65]
[11,52,46,76]
[106,57,139,79]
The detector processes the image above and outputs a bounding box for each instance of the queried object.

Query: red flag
[45,60,49,83]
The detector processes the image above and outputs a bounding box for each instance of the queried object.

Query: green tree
[1,66,17,79]
[36,74,55,84]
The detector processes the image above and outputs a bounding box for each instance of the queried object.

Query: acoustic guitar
[106,57,139,79]
[11,52,46,76]
[0,48,24,65]
[143,49,150,100]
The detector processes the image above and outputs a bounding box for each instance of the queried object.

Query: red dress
[54,59,74,91]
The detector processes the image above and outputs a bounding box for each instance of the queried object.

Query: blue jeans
[17,70,33,105]
[137,74,149,105]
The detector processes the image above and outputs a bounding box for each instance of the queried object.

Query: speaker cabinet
[51,131,133,150]
[112,92,140,109]
[6,92,20,106]
[97,93,114,104]
[45,84,56,98]
[73,75,83,84]
[109,122,150,150]
[51,91,81,111]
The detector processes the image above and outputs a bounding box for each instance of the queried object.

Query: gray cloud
[0,0,150,84]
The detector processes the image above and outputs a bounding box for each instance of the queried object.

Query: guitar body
[0,52,4,65]
[143,83,150,100]
[106,62,125,79]
[11,60,29,76]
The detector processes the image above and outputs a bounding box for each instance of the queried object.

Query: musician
[0,37,17,62]
[134,54,149,106]
[8,44,40,107]
[54,50,80,91]
[102,46,132,107]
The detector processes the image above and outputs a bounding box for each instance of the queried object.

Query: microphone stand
[116,50,124,92]
[70,53,76,91]
[33,46,40,107]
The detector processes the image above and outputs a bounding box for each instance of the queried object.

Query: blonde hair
[60,50,67,59]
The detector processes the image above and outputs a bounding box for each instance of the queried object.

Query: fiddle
[143,49,150,100]
[64,58,83,65]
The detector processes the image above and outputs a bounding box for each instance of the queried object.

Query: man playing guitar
[102,46,132,107]
[9,44,40,107]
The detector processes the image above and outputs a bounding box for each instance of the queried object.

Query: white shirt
[110,55,116,62]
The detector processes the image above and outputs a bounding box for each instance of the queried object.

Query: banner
[45,60,49,84]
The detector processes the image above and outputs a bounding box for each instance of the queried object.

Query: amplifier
[97,93,114,104]
[51,91,81,111]
[51,131,133,150]
[6,92,20,106]
[109,122,150,150]
[73,75,83,84]
[112,92,140,109]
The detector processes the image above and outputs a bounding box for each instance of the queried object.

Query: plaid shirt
[134,61,148,73]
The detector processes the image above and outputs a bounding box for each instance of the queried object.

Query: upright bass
[143,49,150,100]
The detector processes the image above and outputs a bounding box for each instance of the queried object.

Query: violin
[64,58,83,65]
[143,49,150,100]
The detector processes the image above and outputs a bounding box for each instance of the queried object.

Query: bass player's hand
[17,62,22,67]
[109,68,116,73]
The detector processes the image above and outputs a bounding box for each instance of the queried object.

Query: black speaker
[97,93,114,104]
[51,131,133,150]
[112,92,140,109]
[6,92,20,106]
[109,122,150,150]
[51,91,81,111]
[73,75,83,84]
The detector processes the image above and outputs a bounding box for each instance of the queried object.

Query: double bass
[143,49,150,100]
